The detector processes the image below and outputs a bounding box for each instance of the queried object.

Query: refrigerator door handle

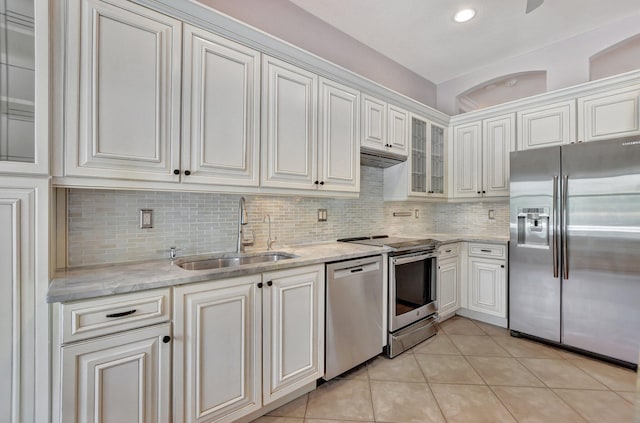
[553,175,559,278]
[562,174,569,279]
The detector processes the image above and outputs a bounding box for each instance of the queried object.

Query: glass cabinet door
[429,124,445,195]
[410,117,427,194]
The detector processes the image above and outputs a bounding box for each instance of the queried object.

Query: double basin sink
[175,252,298,271]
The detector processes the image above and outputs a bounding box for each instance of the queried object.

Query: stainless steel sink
[175,252,298,271]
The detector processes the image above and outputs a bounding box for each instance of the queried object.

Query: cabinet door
[318,78,360,192]
[578,85,640,142]
[181,25,260,186]
[468,258,506,318]
[361,94,386,150]
[262,265,324,405]
[60,323,171,423]
[409,115,428,196]
[0,180,48,423]
[428,122,446,197]
[262,56,318,189]
[174,276,262,423]
[517,100,575,150]
[452,122,482,198]
[482,114,515,197]
[387,104,409,155]
[65,0,181,182]
[438,256,459,317]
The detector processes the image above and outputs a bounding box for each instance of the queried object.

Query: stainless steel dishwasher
[324,255,383,380]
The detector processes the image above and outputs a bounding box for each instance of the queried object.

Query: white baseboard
[456,308,508,328]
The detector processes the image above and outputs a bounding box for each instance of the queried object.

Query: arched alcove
[590,33,640,81]
[455,71,547,114]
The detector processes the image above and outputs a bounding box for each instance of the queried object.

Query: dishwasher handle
[330,260,381,280]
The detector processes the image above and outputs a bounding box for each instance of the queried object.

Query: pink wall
[198,0,437,107]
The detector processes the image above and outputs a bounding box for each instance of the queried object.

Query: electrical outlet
[414,209,420,218]
[317,209,328,222]
[488,209,495,220]
[140,209,153,229]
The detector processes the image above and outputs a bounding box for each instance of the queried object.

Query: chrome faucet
[263,214,277,250]
[237,197,249,253]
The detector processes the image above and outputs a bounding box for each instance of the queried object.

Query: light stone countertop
[48,234,509,303]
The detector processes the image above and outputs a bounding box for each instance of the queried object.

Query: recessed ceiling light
[454,8,476,23]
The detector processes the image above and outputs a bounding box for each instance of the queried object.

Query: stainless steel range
[338,235,440,357]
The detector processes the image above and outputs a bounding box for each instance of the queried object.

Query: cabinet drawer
[468,243,506,260]
[438,243,460,259]
[61,288,171,343]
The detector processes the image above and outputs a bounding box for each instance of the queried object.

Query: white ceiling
[289,0,640,84]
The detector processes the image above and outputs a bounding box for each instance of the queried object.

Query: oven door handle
[392,253,435,266]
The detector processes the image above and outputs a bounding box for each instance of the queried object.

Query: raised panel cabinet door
[262,55,318,189]
[517,100,576,150]
[262,265,324,405]
[452,122,482,198]
[577,85,640,142]
[173,276,262,423]
[318,78,360,192]
[482,114,515,197]
[387,104,409,155]
[0,181,48,423]
[468,258,506,318]
[182,25,260,186]
[438,256,459,317]
[361,94,386,150]
[60,323,171,423]
[65,0,181,181]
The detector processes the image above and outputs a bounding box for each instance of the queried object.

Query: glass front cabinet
[409,115,446,198]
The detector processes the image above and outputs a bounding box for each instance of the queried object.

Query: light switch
[488,209,495,220]
[140,209,153,229]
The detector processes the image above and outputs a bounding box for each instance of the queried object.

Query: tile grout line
[413,345,449,423]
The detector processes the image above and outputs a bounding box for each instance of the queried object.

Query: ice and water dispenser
[517,208,550,247]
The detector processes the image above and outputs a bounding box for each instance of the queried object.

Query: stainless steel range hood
[360,147,407,168]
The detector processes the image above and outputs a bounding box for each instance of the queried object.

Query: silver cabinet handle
[562,174,569,280]
[553,175,559,278]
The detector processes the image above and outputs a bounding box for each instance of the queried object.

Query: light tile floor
[252,316,639,423]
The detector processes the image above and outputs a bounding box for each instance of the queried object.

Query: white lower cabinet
[174,264,324,423]
[456,242,508,328]
[60,323,172,423]
[437,254,460,318]
[173,275,262,423]
[468,257,506,318]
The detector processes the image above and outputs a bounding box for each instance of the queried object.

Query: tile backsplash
[67,166,509,267]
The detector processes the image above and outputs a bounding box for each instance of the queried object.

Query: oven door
[389,252,437,332]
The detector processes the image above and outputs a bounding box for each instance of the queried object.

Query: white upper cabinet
[261,55,318,189]
[181,24,260,186]
[361,94,386,150]
[452,114,514,198]
[318,78,360,193]
[482,114,515,197]
[517,100,576,150]
[387,104,409,155]
[64,0,182,181]
[452,121,482,198]
[577,84,640,142]
[361,95,408,156]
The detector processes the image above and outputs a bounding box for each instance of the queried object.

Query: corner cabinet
[458,243,508,327]
[577,84,640,142]
[452,114,514,198]
[64,0,182,181]
[181,24,261,186]
[173,264,324,423]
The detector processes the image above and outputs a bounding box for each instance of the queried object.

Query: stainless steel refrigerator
[509,137,640,366]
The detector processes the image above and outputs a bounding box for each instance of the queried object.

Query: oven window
[395,257,435,315]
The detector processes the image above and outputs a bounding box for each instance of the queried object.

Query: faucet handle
[169,246,180,260]
[267,236,277,251]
